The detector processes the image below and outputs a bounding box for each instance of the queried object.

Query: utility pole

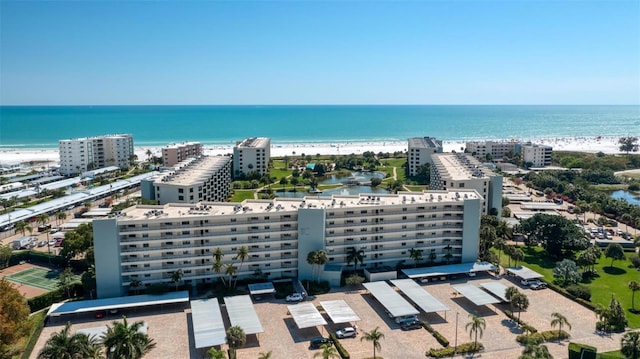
[453,311,459,358]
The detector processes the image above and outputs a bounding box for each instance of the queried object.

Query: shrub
[566,284,591,300]
[422,321,449,347]
[426,347,454,358]
[568,342,597,359]
[516,333,545,345]
[629,253,640,269]
[541,330,570,341]
[329,333,350,359]
[426,342,483,358]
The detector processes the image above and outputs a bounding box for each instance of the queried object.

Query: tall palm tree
[622,213,633,235]
[234,246,249,288]
[346,247,365,272]
[505,286,520,302]
[36,213,49,229]
[14,220,31,237]
[212,259,226,287]
[313,343,340,359]
[57,267,75,299]
[361,327,384,359]
[408,248,423,267]
[511,292,530,322]
[145,149,153,162]
[511,248,525,267]
[101,316,156,359]
[314,250,328,283]
[129,279,142,295]
[630,281,640,311]
[224,264,237,288]
[171,269,183,291]
[465,314,486,350]
[621,331,640,359]
[226,325,246,359]
[38,322,101,359]
[518,343,553,359]
[57,211,67,225]
[550,312,571,339]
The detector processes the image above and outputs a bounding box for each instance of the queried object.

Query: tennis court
[5,267,64,291]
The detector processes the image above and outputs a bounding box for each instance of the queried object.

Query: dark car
[309,337,333,349]
[400,319,423,331]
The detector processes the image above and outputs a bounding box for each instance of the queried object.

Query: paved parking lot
[31,274,625,359]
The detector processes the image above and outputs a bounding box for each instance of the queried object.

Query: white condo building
[522,143,552,167]
[141,156,232,205]
[430,153,503,217]
[233,137,271,179]
[465,141,518,161]
[162,142,203,166]
[407,137,443,176]
[59,134,134,176]
[94,190,482,298]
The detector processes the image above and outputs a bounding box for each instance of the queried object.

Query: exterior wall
[465,141,517,161]
[162,142,203,166]
[154,157,232,205]
[407,137,443,176]
[94,219,124,298]
[233,138,271,179]
[522,144,552,167]
[461,198,481,262]
[140,179,155,201]
[297,208,327,282]
[59,134,134,176]
[487,174,503,217]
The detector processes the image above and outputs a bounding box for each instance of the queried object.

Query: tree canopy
[519,214,588,257]
[0,279,30,357]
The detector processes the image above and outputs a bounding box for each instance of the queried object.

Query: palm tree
[145,149,153,162]
[550,312,571,340]
[212,259,226,287]
[361,327,384,359]
[36,213,49,229]
[465,314,486,350]
[57,267,75,299]
[505,286,520,302]
[14,220,32,237]
[622,213,633,235]
[56,211,67,225]
[171,269,183,291]
[234,246,249,288]
[314,250,328,283]
[257,351,272,359]
[408,248,423,267]
[38,322,101,359]
[621,331,640,359]
[207,348,227,359]
[511,248,525,267]
[224,264,237,288]
[129,279,142,295]
[630,281,640,311]
[346,247,365,272]
[313,343,340,359]
[102,316,156,359]
[511,292,530,322]
[226,325,246,359]
[518,343,553,359]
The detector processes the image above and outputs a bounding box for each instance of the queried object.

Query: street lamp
[453,311,459,358]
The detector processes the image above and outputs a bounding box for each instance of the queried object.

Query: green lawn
[405,185,428,192]
[496,246,640,328]
[230,190,255,202]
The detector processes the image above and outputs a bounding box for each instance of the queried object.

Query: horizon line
[1,103,639,107]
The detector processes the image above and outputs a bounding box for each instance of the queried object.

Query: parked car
[530,282,547,290]
[286,293,304,302]
[309,337,333,349]
[37,241,47,247]
[94,311,106,319]
[395,315,418,324]
[335,327,357,339]
[400,319,423,331]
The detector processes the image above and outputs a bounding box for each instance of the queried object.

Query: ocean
[0,105,638,149]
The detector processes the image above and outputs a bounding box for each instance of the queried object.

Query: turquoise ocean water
[0,105,638,149]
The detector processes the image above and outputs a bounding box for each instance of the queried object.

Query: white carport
[452,285,501,306]
[191,299,226,348]
[288,303,327,329]
[363,281,419,319]
[224,295,263,335]
[506,266,544,280]
[391,279,450,313]
[479,282,510,302]
[319,300,360,324]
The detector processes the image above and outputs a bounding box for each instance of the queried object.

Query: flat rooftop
[408,137,442,149]
[432,153,493,181]
[236,137,270,149]
[156,156,230,186]
[118,190,481,221]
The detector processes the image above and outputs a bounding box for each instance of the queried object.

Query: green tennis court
[5,267,65,291]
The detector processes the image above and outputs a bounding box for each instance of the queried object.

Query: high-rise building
[141,156,231,205]
[162,142,203,166]
[94,190,482,298]
[465,141,518,161]
[407,137,443,176]
[59,134,134,176]
[430,153,503,217]
[521,143,552,167]
[233,137,271,179]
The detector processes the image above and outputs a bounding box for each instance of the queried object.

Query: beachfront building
[465,141,518,161]
[59,134,134,176]
[94,190,482,298]
[141,156,232,205]
[430,153,503,217]
[161,142,203,166]
[521,143,552,167]
[232,137,271,179]
[407,137,443,176]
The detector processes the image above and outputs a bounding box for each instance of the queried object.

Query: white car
[286,293,304,302]
[335,327,357,338]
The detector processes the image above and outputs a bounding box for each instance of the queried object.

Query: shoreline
[0,136,629,166]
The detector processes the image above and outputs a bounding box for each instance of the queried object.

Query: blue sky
[1,1,638,105]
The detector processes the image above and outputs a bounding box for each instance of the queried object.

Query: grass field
[5,267,63,291]
[496,245,640,328]
[230,190,256,202]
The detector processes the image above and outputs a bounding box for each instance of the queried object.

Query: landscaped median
[422,320,484,358]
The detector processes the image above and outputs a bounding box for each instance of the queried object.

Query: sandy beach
[0,136,628,166]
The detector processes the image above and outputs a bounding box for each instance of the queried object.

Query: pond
[317,171,385,185]
[610,190,640,206]
[276,186,389,199]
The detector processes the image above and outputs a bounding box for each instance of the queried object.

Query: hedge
[20,311,46,359]
[566,284,592,301]
[329,333,350,359]
[516,330,569,345]
[568,342,597,359]
[27,283,84,312]
[426,342,484,358]
[546,281,597,311]
[422,321,450,347]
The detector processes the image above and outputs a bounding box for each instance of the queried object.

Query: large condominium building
[162,142,203,166]
[59,134,134,176]
[521,143,552,167]
[141,156,232,205]
[233,137,271,179]
[465,141,518,161]
[94,190,482,298]
[407,137,443,176]
[430,153,503,217]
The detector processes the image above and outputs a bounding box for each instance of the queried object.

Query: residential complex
[141,156,232,205]
[94,190,482,298]
[59,134,134,176]
[521,143,552,167]
[162,142,203,166]
[407,137,443,176]
[232,137,271,178]
[464,140,518,161]
[430,153,503,217]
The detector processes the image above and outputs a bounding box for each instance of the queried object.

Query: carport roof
[248,282,275,295]
[224,295,264,335]
[47,291,189,316]
[191,299,226,348]
[362,281,419,318]
[506,266,544,280]
[320,300,360,324]
[288,303,327,329]
[479,282,510,302]
[390,279,449,313]
[402,261,497,279]
[452,284,501,306]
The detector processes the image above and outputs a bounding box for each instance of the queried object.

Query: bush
[516,332,545,345]
[568,342,597,359]
[426,347,454,358]
[566,284,592,300]
[329,333,350,359]
[629,253,640,269]
[426,342,483,358]
[541,330,570,341]
[422,321,450,347]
